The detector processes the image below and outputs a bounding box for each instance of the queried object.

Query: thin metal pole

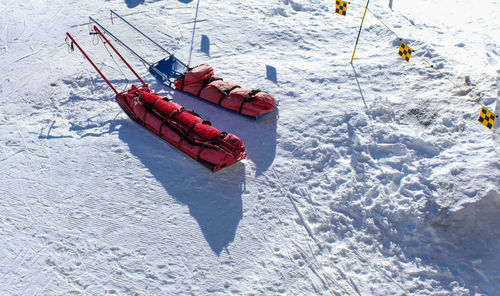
[187,0,200,67]
[108,10,188,68]
[66,32,119,95]
[93,25,146,85]
[350,0,370,64]
[110,11,170,55]
[90,16,151,67]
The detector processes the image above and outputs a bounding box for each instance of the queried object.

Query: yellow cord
[350,0,370,64]
[344,2,494,114]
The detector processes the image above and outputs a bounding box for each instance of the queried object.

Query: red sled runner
[90,11,277,119]
[65,26,246,172]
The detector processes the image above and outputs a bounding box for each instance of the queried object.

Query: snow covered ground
[1,0,499,295]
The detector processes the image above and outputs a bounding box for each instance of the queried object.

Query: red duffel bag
[174,64,277,119]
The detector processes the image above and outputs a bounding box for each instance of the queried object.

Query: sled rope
[90,16,152,68]
[89,19,100,46]
[65,32,119,95]
[65,36,74,53]
[91,24,146,86]
[140,100,226,159]
[138,95,216,144]
[100,34,130,90]
[89,22,131,90]
[178,122,202,148]
[196,142,210,160]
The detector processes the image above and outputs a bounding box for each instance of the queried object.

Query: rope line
[346,1,494,114]
[96,32,130,92]
[86,18,132,91]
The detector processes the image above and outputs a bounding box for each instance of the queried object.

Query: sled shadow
[118,119,246,256]
[237,108,278,176]
[165,89,278,176]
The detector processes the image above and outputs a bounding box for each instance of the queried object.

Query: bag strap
[177,120,211,148]
[218,85,240,106]
[196,77,223,97]
[152,97,171,108]
[238,89,260,114]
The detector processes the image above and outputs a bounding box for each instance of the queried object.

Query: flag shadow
[351,63,371,118]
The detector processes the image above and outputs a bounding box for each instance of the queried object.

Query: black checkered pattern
[478,107,496,130]
[335,0,347,16]
[398,42,413,62]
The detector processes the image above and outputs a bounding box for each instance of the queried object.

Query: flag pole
[350,0,370,64]
[187,0,201,68]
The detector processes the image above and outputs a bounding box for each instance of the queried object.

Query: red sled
[174,64,277,119]
[91,11,277,119]
[65,26,246,172]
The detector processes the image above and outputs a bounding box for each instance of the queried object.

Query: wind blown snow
[1,0,499,295]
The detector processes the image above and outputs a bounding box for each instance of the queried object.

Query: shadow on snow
[118,118,246,256]
[163,87,278,176]
[124,0,145,9]
[53,80,276,255]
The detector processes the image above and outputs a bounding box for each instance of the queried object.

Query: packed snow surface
[1,0,499,295]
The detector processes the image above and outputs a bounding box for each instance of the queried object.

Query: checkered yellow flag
[398,41,412,62]
[335,0,347,16]
[477,106,496,130]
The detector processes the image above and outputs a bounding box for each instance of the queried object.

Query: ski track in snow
[1,0,499,295]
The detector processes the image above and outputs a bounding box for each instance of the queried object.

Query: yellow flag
[398,41,412,62]
[477,106,496,130]
[335,0,347,16]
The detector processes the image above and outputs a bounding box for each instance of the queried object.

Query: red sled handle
[91,25,146,86]
[65,26,147,95]
[65,32,119,95]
